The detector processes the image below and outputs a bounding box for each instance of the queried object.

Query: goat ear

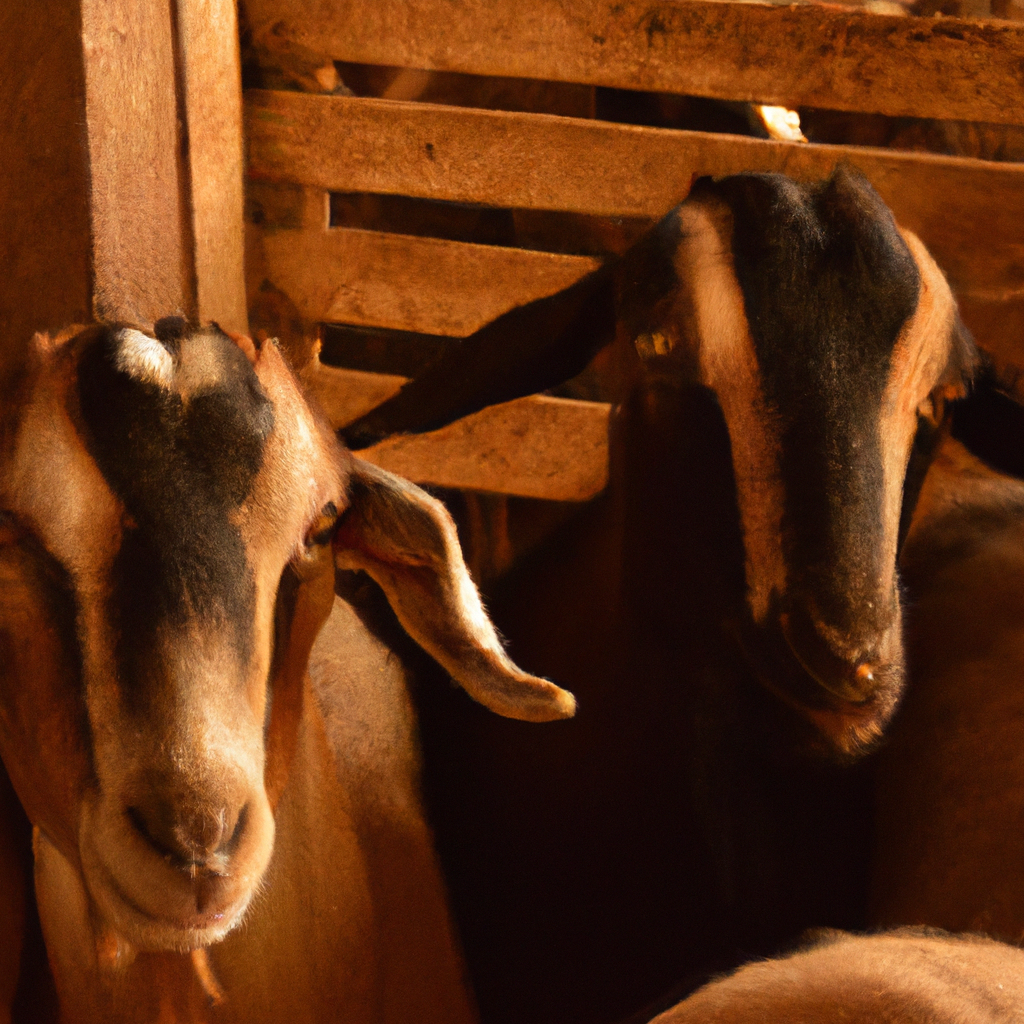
[333,459,576,722]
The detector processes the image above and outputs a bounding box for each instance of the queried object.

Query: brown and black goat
[342,167,980,1024]
[0,319,574,1023]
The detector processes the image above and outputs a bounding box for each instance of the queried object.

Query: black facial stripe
[76,327,275,692]
[709,168,921,627]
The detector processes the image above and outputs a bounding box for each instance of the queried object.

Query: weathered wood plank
[243,0,1024,126]
[363,398,611,501]
[177,0,249,333]
[0,0,250,394]
[261,227,600,335]
[307,362,610,500]
[247,92,1024,365]
[81,0,190,324]
[303,362,408,427]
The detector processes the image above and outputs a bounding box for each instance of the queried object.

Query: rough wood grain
[177,0,249,333]
[242,0,1024,126]
[262,227,600,335]
[361,394,611,501]
[306,363,609,500]
[303,362,407,427]
[247,92,1024,366]
[80,0,191,324]
[0,0,251,392]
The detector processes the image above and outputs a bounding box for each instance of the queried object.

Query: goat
[0,319,574,1023]
[342,167,981,1024]
[647,929,1024,1023]
[871,429,1024,941]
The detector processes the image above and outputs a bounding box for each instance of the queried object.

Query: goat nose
[127,798,246,869]
[780,606,881,704]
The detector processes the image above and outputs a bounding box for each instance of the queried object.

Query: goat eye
[304,502,339,549]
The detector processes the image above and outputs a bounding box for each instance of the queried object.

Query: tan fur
[679,197,787,626]
[875,231,962,606]
[872,435,1024,942]
[0,323,573,1022]
[335,458,575,722]
[651,930,1024,1023]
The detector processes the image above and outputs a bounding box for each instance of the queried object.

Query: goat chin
[76,787,274,953]
[731,615,904,758]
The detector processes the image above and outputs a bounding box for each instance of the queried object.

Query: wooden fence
[242,0,1024,502]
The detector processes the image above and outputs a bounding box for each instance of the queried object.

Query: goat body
[344,168,979,1024]
[650,930,1024,1023]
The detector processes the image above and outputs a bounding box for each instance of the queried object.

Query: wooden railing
[242,0,1024,500]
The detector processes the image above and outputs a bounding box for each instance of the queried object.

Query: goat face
[0,318,573,956]
[0,320,347,952]
[633,169,974,754]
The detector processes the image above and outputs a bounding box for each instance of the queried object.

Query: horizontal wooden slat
[361,396,610,501]
[305,363,609,500]
[262,226,600,335]
[244,0,1024,126]
[303,361,407,427]
[247,92,1024,365]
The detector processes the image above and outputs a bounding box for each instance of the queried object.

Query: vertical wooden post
[79,0,194,326]
[0,0,247,394]
[177,0,249,333]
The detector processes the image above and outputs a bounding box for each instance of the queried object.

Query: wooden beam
[177,0,249,334]
[306,362,609,501]
[303,362,407,427]
[80,0,190,325]
[363,396,610,501]
[247,92,1024,366]
[0,0,247,396]
[243,0,1024,126]
[261,227,600,335]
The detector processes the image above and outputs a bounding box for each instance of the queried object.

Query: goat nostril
[127,804,157,845]
[780,608,882,704]
[126,800,246,870]
[219,803,249,858]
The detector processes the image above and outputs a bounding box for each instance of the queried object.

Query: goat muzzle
[779,605,884,705]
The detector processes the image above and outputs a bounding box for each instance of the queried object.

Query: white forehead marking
[113,328,174,387]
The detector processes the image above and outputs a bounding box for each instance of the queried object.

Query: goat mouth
[87,853,251,951]
[88,838,252,945]
[730,615,902,758]
[78,792,269,952]
[757,669,897,758]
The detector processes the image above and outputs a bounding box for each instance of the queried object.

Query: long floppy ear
[340,204,689,450]
[333,459,576,722]
[341,266,617,450]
